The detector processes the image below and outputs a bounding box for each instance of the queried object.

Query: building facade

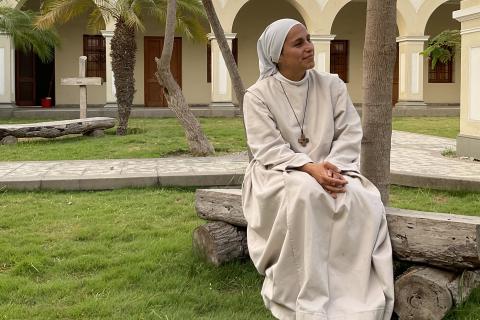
[0,0,463,109]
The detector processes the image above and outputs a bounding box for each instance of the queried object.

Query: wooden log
[0,117,115,139]
[60,77,102,86]
[196,189,246,227]
[195,189,480,269]
[394,266,455,320]
[388,208,480,269]
[192,221,248,266]
[447,269,480,304]
[394,267,480,320]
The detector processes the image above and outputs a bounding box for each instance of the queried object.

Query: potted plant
[41,71,55,108]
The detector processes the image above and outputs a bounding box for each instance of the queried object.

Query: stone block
[1,136,17,145]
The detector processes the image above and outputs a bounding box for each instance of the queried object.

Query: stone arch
[219,0,321,33]
[396,0,418,35]
[231,0,306,87]
[320,0,352,34]
[417,0,452,34]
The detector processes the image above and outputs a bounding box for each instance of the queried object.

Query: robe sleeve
[244,90,313,171]
[325,77,362,172]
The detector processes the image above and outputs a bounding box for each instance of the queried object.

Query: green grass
[0,187,271,319]
[0,116,459,161]
[1,186,479,319]
[389,185,480,216]
[0,118,247,161]
[392,116,459,139]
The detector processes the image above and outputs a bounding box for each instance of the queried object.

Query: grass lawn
[1,186,479,319]
[0,116,459,161]
[392,116,459,139]
[0,118,246,161]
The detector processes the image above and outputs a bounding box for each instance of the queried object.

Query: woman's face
[278,24,315,76]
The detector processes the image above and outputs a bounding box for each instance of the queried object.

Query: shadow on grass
[105,127,147,135]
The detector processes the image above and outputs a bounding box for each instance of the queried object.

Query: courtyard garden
[0,117,459,161]
[1,116,479,319]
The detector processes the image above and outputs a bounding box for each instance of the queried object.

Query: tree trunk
[201,0,252,160]
[194,188,480,269]
[0,118,115,139]
[192,221,248,266]
[361,0,397,204]
[394,267,480,320]
[111,18,136,136]
[155,0,214,156]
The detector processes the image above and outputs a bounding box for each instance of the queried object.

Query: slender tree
[361,0,397,204]
[201,0,252,159]
[155,0,214,156]
[0,6,59,62]
[37,0,206,136]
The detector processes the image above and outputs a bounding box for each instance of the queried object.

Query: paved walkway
[1,131,479,191]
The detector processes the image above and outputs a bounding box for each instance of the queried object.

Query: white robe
[241,70,394,320]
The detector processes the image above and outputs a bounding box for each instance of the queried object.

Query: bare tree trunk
[111,18,136,136]
[361,0,397,204]
[201,0,252,159]
[155,0,214,156]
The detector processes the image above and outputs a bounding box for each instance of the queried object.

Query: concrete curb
[0,172,244,191]
[1,171,479,192]
[0,106,459,120]
[390,171,480,192]
[0,107,238,120]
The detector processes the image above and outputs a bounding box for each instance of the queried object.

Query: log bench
[193,188,480,320]
[0,117,116,144]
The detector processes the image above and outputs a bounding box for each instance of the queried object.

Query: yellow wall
[423,2,461,104]
[232,0,305,89]
[15,0,466,107]
[55,14,106,106]
[331,1,367,104]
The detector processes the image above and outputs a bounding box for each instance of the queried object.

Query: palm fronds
[421,30,461,69]
[37,0,110,33]
[0,6,60,62]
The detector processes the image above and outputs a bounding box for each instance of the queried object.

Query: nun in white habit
[241,19,394,320]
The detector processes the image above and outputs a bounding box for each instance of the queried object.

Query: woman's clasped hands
[299,161,348,198]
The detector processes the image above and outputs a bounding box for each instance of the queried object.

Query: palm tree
[361,0,397,204]
[156,0,214,155]
[37,0,206,135]
[0,6,59,62]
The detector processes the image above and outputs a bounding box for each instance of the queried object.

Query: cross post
[61,56,102,118]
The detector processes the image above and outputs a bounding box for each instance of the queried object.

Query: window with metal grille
[428,58,453,83]
[207,38,238,83]
[83,35,106,81]
[330,40,349,83]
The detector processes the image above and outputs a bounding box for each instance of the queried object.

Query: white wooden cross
[61,56,103,118]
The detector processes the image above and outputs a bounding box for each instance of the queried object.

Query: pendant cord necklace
[279,77,310,146]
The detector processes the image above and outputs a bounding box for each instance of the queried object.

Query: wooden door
[392,44,399,106]
[144,37,182,107]
[15,50,36,106]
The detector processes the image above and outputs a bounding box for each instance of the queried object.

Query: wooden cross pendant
[298,133,309,147]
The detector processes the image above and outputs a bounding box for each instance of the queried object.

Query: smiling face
[277,24,315,81]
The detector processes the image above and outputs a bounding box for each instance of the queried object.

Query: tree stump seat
[0,117,115,144]
[193,188,480,320]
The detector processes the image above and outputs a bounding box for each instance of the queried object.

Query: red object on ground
[41,97,52,108]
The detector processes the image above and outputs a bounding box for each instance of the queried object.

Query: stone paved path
[1,131,479,191]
